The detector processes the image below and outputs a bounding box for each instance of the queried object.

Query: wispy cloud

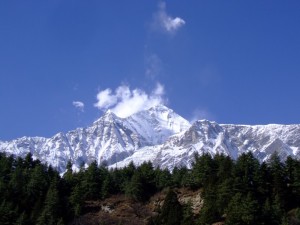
[94,83,166,118]
[153,1,185,34]
[145,53,163,79]
[72,101,85,112]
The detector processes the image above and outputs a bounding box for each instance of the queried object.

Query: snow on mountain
[0,105,190,172]
[222,123,300,161]
[124,104,190,145]
[1,105,300,173]
[111,120,300,171]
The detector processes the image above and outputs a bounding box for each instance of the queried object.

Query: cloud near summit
[94,83,166,118]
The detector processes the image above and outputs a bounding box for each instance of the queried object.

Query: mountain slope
[112,120,300,170]
[1,105,300,173]
[0,105,190,172]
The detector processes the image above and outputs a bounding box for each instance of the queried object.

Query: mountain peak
[148,104,172,112]
[103,109,117,117]
[93,109,119,125]
[1,105,300,173]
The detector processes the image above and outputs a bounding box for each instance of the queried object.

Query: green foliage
[225,193,260,225]
[37,180,61,225]
[1,150,300,224]
[125,172,143,201]
[198,186,220,225]
[181,201,195,225]
[155,168,172,190]
[192,153,216,188]
[125,161,156,201]
[172,166,189,188]
[70,184,85,217]
[158,189,182,225]
[0,200,17,225]
[82,161,102,200]
[232,152,261,195]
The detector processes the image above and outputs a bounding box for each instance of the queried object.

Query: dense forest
[1,151,300,225]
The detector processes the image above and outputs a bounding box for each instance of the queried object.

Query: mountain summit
[1,105,300,173]
[0,105,190,172]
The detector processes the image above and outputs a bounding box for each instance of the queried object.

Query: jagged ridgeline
[1,151,300,224]
[1,105,300,174]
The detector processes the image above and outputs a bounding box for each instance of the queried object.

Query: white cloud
[72,101,85,112]
[153,82,164,95]
[94,83,166,118]
[94,89,117,109]
[153,1,186,34]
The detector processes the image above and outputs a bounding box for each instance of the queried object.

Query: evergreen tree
[181,201,195,225]
[125,172,143,201]
[198,186,220,225]
[268,153,287,208]
[225,193,260,225]
[101,173,113,199]
[0,200,17,225]
[172,166,189,188]
[158,189,182,225]
[215,153,233,182]
[24,153,34,169]
[192,153,216,188]
[155,168,172,190]
[70,184,85,217]
[82,161,101,200]
[216,178,234,215]
[285,156,300,209]
[233,152,260,195]
[27,164,49,221]
[37,179,61,225]
[125,161,157,201]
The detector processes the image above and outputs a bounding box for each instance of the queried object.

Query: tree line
[0,151,300,224]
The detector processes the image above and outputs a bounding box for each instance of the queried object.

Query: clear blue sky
[1,0,300,140]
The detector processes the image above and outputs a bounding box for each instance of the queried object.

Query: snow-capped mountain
[0,105,190,172]
[1,105,300,173]
[115,120,300,170]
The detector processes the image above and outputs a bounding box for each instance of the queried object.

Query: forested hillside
[1,152,300,225]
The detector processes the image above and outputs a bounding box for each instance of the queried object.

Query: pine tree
[172,166,189,188]
[216,178,234,215]
[198,186,220,225]
[70,184,85,217]
[192,153,216,188]
[159,189,182,225]
[0,200,17,225]
[233,152,260,195]
[63,161,73,184]
[37,179,61,225]
[101,175,113,199]
[215,153,233,182]
[268,153,287,208]
[225,193,260,225]
[181,201,194,225]
[155,168,172,190]
[82,161,101,200]
[125,172,143,201]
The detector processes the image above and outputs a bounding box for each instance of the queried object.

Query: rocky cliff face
[115,119,300,170]
[1,105,300,173]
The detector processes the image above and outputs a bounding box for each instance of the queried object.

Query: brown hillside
[70,188,202,225]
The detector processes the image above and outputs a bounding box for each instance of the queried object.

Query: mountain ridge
[1,104,300,173]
